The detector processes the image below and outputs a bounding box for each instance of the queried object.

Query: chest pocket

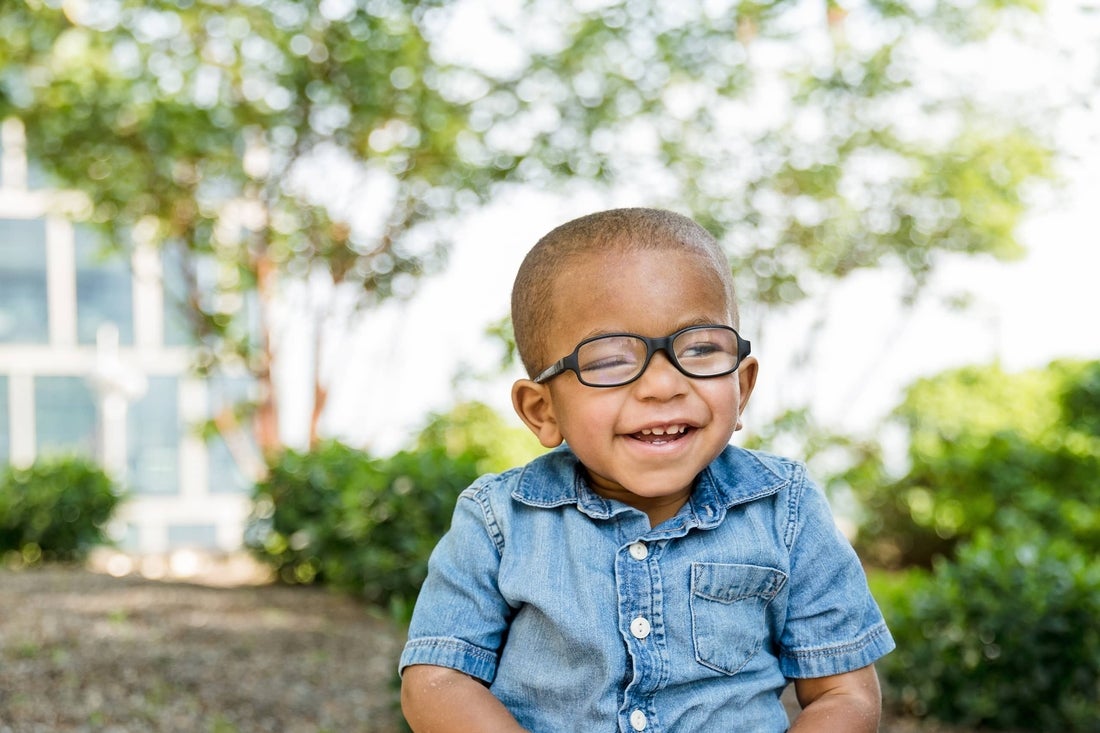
[690,562,788,675]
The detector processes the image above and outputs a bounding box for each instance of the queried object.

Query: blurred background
[0,1,1097,731]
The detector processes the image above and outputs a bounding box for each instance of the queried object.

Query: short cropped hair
[510,207,738,378]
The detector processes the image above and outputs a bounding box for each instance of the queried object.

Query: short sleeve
[778,472,895,679]
[398,485,513,683]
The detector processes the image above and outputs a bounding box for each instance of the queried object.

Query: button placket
[617,536,664,733]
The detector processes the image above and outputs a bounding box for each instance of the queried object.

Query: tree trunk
[253,249,281,459]
[309,315,328,449]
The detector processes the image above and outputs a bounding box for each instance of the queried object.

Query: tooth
[639,425,690,437]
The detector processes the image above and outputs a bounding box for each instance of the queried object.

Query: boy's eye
[679,342,723,358]
[578,336,643,374]
[580,353,637,373]
[675,328,737,366]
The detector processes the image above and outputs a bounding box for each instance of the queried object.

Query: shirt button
[630,709,648,731]
[630,616,651,639]
[628,542,649,560]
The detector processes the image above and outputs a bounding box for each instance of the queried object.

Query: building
[0,118,254,557]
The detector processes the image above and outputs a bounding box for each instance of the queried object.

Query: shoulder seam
[783,460,806,551]
[463,479,507,555]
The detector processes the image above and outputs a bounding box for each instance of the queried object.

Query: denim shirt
[400,444,895,732]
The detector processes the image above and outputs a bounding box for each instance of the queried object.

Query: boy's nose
[632,351,688,398]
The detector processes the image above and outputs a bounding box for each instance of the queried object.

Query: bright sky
[283,2,1100,456]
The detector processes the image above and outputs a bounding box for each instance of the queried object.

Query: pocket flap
[691,562,787,604]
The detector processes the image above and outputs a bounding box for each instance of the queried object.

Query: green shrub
[246,441,484,621]
[0,456,123,564]
[878,531,1100,731]
[246,402,543,621]
[853,360,1100,568]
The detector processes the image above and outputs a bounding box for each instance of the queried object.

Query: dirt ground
[0,564,405,733]
[0,562,966,733]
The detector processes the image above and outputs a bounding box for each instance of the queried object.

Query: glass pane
[0,375,9,465]
[0,219,49,344]
[167,524,219,549]
[35,376,97,458]
[128,376,180,494]
[208,375,254,494]
[27,161,54,190]
[162,244,194,346]
[75,226,134,345]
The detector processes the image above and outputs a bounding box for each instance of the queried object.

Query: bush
[878,531,1100,731]
[0,457,123,564]
[853,360,1100,568]
[246,441,485,621]
[246,402,543,621]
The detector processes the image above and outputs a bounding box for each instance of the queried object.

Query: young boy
[399,208,894,732]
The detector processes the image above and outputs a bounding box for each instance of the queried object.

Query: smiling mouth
[631,424,692,445]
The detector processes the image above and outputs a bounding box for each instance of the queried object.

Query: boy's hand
[789,664,882,733]
[401,664,530,733]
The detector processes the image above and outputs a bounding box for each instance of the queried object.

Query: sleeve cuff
[779,623,896,679]
[398,637,499,684]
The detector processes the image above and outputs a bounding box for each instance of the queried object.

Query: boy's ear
[735,356,759,430]
[511,379,564,448]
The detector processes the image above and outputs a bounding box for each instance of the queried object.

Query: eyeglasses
[534,325,751,388]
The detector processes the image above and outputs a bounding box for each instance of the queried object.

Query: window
[75,226,134,345]
[208,375,254,494]
[128,376,180,495]
[35,376,97,458]
[0,375,9,465]
[0,219,49,344]
[167,524,220,550]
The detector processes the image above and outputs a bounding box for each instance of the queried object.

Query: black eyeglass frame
[533,324,751,388]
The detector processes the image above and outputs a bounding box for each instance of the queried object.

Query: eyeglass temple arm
[533,358,567,384]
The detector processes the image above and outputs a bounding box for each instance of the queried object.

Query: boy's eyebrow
[572,316,732,342]
[680,316,730,329]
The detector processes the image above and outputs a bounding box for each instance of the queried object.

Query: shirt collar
[511,444,789,527]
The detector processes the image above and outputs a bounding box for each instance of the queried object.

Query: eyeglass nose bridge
[632,333,683,381]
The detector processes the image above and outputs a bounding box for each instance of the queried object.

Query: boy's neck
[643,497,690,528]
[583,473,693,528]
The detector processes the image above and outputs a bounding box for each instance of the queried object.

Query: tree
[1,0,511,461]
[488,0,1057,303]
[0,0,1060,462]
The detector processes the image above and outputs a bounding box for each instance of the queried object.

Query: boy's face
[512,246,758,521]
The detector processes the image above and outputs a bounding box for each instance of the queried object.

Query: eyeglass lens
[577,327,740,386]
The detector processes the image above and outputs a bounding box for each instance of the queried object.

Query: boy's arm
[789,664,882,733]
[401,664,529,733]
